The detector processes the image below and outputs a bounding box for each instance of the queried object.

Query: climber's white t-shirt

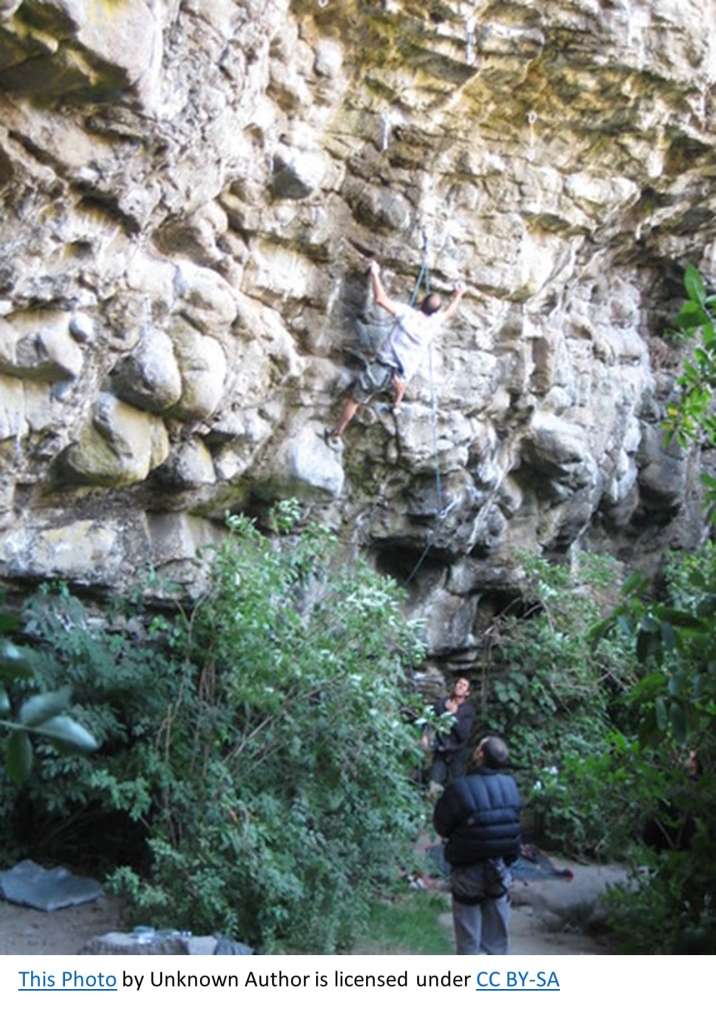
[382,302,446,383]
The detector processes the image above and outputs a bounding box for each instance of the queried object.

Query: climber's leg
[334,396,360,438]
[327,360,395,442]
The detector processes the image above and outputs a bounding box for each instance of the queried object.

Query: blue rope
[403,247,452,586]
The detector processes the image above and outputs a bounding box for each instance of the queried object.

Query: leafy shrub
[0,603,98,786]
[478,552,638,858]
[0,584,185,868]
[0,505,426,952]
[597,540,716,952]
[605,829,716,954]
[593,265,716,951]
[105,507,426,951]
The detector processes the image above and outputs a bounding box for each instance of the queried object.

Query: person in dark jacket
[423,677,475,792]
[433,735,522,955]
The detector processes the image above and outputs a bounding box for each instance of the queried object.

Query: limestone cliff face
[1,0,715,670]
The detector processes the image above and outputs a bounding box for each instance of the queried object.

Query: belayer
[325,260,465,445]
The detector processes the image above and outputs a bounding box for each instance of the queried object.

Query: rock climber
[325,260,465,445]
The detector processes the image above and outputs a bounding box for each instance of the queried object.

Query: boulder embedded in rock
[61,393,170,485]
[112,327,182,412]
[171,320,227,420]
[157,438,216,489]
[0,312,83,382]
[258,422,344,501]
[271,147,328,199]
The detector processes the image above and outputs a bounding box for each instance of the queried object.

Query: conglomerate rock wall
[1,0,715,674]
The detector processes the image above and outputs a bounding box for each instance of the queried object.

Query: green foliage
[0,507,426,951]
[353,892,452,955]
[594,300,716,954]
[665,264,716,517]
[597,545,716,751]
[103,509,426,951]
[531,732,682,862]
[605,826,716,954]
[0,603,99,785]
[478,552,637,858]
[604,545,716,954]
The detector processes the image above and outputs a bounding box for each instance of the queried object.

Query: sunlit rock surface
[1,0,716,670]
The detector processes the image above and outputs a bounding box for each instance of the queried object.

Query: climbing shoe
[322,428,343,451]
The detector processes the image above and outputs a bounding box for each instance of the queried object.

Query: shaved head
[420,293,442,316]
[478,735,510,768]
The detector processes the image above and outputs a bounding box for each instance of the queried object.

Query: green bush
[605,829,716,954]
[0,584,185,867]
[479,552,638,858]
[0,602,99,787]
[597,540,716,953]
[0,505,427,952]
[104,507,426,951]
[592,264,716,950]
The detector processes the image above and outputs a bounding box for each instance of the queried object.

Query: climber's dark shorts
[351,359,399,404]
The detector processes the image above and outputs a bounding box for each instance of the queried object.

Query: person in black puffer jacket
[433,735,522,955]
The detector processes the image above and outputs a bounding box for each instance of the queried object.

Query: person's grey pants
[452,893,510,955]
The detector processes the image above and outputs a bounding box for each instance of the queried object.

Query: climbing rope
[402,231,457,585]
[465,16,476,64]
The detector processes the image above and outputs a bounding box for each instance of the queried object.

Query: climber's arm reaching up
[441,282,466,322]
[369,260,401,317]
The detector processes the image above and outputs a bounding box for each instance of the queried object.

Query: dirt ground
[0,894,608,956]
[496,905,609,955]
[0,894,126,955]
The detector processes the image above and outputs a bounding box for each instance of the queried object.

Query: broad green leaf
[629,670,666,703]
[684,265,707,306]
[636,629,659,663]
[622,571,646,597]
[36,715,99,753]
[5,731,33,784]
[667,673,682,697]
[0,687,9,716]
[675,307,707,332]
[655,697,668,732]
[669,701,687,743]
[660,621,677,651]
[0,640,34,680]
[660,608,704,629]
[18,687,72,727]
